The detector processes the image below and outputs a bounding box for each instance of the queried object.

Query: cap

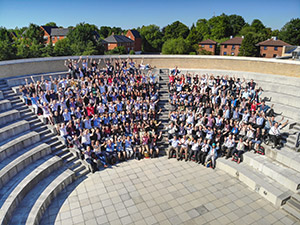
[212,143,216,147]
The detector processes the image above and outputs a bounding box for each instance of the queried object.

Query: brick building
[102,34,135,52]
[257,37,291,58]
[41,26,69,45]
[220,37,243,56]
[126,30,142,53]
[199,39,217,55]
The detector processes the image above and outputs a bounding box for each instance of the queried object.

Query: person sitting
[83,146,98,173]
[179,135,189,161]
[204,143,218,169]
[269,120,288,149]
[231,137,248,164]
[168,135,180,159]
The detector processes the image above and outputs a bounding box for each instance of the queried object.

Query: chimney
[242,36,244,39]
[230,35,233,39]
[272,36,277,40]
[112,32,114,35]
[121,32,124,36]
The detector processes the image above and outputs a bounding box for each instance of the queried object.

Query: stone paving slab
[40,157,300,225]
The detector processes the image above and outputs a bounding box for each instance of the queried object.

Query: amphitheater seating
[0,64,299,223]
[164,68,300,220]
[0,79,89,225]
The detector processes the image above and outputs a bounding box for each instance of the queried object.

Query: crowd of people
[166,68,289,168]
[19,57,162,173]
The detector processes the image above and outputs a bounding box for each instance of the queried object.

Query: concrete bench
[6,72,67,87]
[0,91,3,100]
[0,110,20,127]
[264,146,300,173]
[255,80,300,98]
[0,120,30,143]
[216,157,293,207]
[0,143,51,189]
[0,131,40,162]
[0,100,12,112]
[271,102,300,122]
[261,91,300,110]
[243,152,300,191]
[0,156,62,225]
[25,169,75,225]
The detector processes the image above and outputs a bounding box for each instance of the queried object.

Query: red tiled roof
[199,39,217,45]
[221,37,243,45]
[257,39,291,47]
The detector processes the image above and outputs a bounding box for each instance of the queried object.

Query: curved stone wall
[0,55,300,78]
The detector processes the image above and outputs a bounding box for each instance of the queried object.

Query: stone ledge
[216,157,293,207]
[25,169,75,225]
[0,109,20,126]
[0,120,30,143]
[243,152,300,191]
[0,100,12,112]
[0,131,40,162]
[0,156,62,225]
[0,143,51,189]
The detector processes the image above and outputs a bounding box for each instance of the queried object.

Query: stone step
[0,91,3,100]
[8,166,68,225]
[0,109,20,127]
[262,91,300,109]
[0,120,30,143]
[282,201,300,221]
[216,157,293,207]
[243,152,300,191]
[0,131,40,162]
[25,169,75,225]
[263,145,300,173]
[0,156,62,225]
[256,79,300,98]
[270,102,300,122]
[0,143,51,189]
[0,100,12,112]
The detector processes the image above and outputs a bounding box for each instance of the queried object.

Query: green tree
[162,21,189,41]
[186,23,203,46]
[22,23,45,44]
[44,22,57,27]
[139,24,163,52]
[208,14,232,40]
[99,26,111,38]
[41,39,54,57]
[279,18,300,45]
[228,14,246,36]
[53,38,72,56]
[162,37,192,54]
[239,33,259,57]
[0,27,17,60]
[67,22,103,55]
[105,46,127,55]
[196,19,210,40]
[251,19,265,33]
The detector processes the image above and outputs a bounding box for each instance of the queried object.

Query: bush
[129,50,135,55]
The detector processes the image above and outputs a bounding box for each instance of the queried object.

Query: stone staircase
[156,69,170,154]
[0,79,89,225]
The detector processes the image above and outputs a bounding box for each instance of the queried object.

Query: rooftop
[257,38,291,47]
[199,39,217,45]
[103,35,134,43]
[221,37,243,45]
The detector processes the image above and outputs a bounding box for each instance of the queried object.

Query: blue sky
[0,0,299,30]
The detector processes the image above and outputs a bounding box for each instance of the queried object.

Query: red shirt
[86,106,95,116]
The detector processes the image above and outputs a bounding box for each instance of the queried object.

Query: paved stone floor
[40,157,300,225]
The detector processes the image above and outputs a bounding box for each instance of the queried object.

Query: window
[224,45,227,48]
[262,54,266,57]
[223,52,227,55]
[232,45,235,50]
[209,45,212,48]
[264,46,267,50]
[231,52,235,56]
[43,36,48,40]
[273,54,277,58]
[57,36,60,40]
[201,45,205,48]
[52,37,55,41]
[274,46,278,51]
